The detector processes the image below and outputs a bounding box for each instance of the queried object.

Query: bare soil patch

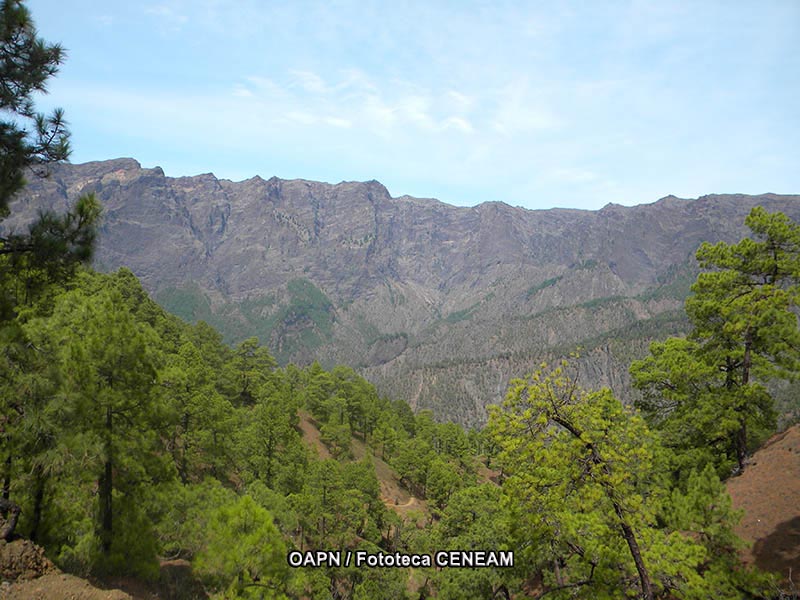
[0,539,209,600]
[0,539,56,583]
[0,539,131,599]
[727,424,800,583]
[297,410,332,459]
[1,572,133,600]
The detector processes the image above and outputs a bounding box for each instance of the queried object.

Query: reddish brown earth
[727,424,800,584]
[0,539,131,599]
[0,572,134,600]
[0,540,207,600]
[0,539,57,583]
[297,410,332,460]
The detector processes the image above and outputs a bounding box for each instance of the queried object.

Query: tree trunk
[179,411,189,484]
[552,412,654,600]
[613,501,654,600]
[736,419,748,473]
[99,405,113,555]
[1,454,10,516]
[736,332,753,471]
[29,471,46,543]
[0,498,20,541]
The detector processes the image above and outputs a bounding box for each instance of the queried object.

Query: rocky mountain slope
[5,159,800,425]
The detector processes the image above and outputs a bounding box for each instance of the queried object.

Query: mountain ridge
[5,158,800,425]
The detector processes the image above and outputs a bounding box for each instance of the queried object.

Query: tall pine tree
[632,207,800,475]
[0,0,100,321]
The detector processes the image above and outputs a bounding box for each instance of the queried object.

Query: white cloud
[285,111,318,125]
[337,68,378,95]
[491,105,560,135]
[232,85,254,98]
[224,71,485,139]
[325,117,352,128]
[289,70,329,94]
[440,116,473,134]
[397,95,434,129]
[362,95,397,129]
[145,3,189,27]
[446,90,474,112]
[487,79,562,136]
[245,76,286,97]
[281,112,351,129]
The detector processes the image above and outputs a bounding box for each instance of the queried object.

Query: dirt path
[297,411,332,459]
[395,497,418,508]
[296,415,431,521]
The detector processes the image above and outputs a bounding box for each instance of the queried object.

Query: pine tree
[488,361,761,599]
[0,0,69,208]
[0,0,100,320]
[433,485,517,600]
[30,276,172,569]
[193,495,288,599]
[632,207,800,475]
[237,378,302,490]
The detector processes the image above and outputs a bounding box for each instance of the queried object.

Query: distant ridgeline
[7,158,800,426]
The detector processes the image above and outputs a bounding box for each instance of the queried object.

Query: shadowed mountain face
[6,158,800,425]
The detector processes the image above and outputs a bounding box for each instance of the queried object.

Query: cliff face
[6,158,800,425]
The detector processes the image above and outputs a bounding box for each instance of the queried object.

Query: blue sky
[27,0,800,210]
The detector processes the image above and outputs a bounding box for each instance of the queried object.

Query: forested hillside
[1,2,799,598]
[1,266,493,597]
[3,244,799,598]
